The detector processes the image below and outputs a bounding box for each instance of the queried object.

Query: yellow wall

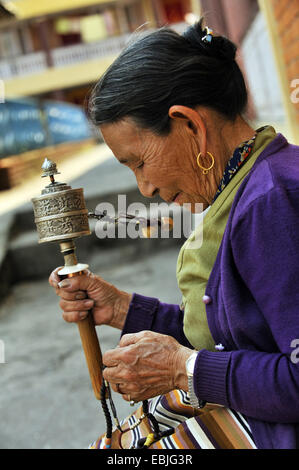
[4,55,117,97]
[190,0,201,18]
[3,0,117,20]
[141,0,156,27]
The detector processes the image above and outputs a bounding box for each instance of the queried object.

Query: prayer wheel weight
[32,159,103,400]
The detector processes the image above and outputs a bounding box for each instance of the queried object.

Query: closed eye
[136,162,144,169]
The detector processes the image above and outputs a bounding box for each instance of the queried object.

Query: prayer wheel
[32,158,103,400]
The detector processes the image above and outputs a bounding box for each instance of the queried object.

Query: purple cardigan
[122,134,299,449]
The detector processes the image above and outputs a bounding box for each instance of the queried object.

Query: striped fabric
[89,390,257,449]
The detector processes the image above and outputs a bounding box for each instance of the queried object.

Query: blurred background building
[199,0,299,148]
[0,0,198,188]
[0,0,193,103]
[0,0,298,190]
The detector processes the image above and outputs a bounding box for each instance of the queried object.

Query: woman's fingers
[102,331,190,401]
[59,298,94,312]
[49,266,129,329]
[56,272,92,292]
[48,266,63,288]
[110,381,143,395]
[59,298,94,323]
[55,288,87,301]
[62,310,89,322]
[103,344,135,369]
[118,331,152,347]
[50,268,92,302]
[49,268,93,293]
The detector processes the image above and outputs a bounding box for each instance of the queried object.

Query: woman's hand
[102,331,193,402]
[48,267,132,330]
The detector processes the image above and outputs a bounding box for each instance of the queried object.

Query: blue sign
[0,99,46,158]
[0,98,93,158]
[43,100,93,146]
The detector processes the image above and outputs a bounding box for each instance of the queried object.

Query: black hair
[88,19,248,135]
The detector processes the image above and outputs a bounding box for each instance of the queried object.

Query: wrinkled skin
[49,106,255,401]
[49,267,131,329]
[48,269,191,398]
[103,331,192,401]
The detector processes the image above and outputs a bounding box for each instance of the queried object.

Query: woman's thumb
[57,271,92,292]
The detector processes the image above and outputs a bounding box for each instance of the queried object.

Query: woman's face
[100,117,213,213]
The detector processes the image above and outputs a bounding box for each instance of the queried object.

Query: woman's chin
[179,198,208,214]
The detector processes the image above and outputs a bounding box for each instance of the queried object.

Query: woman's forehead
[100,120,144,160]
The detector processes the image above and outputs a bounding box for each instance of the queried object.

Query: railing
[0,51,47,79]
[52,33,131,68]
[0,22,188,80]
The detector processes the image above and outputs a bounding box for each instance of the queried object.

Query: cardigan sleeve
[121,292,193,348]
[194,186,299,422]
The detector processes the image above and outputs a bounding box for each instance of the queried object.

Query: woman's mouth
[172,193,181,204]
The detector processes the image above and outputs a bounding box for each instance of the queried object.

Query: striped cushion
[89,390,256,449]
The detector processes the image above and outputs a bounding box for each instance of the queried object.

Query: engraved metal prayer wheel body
[32,159,90,243]
[32,188,91,243]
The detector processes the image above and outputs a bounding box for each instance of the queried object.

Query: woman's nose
[137,178,158,198]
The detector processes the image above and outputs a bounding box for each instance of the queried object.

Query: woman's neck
[204,115,256,205]
[220,116,256,161]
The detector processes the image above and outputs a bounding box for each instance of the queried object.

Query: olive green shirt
[176,126,277,350]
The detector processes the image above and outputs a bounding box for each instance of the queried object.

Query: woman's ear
[168,105,207,154]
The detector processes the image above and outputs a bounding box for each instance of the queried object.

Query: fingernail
[58,280,71,288]
[84,300,94,307]
[79,312,88,320]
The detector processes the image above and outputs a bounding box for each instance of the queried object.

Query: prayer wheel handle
[58,242,103,401]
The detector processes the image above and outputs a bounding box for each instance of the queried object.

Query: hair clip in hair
[202,27,214,43]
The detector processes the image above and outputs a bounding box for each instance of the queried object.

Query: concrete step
[7,221,185,284]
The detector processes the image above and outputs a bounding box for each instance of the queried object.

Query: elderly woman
[49,21,299,449]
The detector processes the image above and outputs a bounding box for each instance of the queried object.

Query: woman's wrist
[112,291,133,330]
[174,346,194,392]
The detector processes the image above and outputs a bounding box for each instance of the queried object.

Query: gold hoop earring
[196,152,215,175]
